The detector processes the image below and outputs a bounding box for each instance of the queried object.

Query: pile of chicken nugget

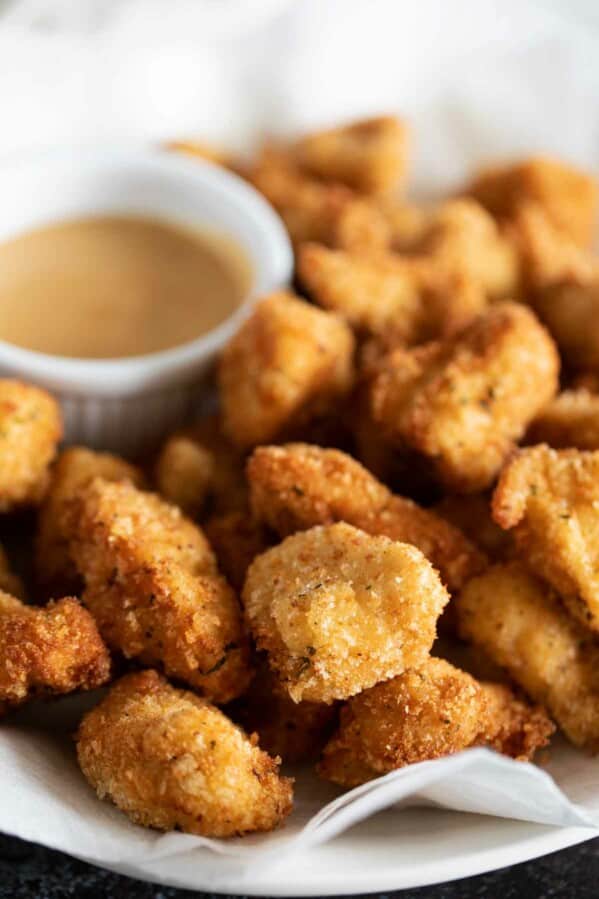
[3,116,599,840]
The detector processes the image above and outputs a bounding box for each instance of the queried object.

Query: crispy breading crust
[36,447,145,597]
[317,657,552,787]
[370,303,560,492]
[465,156,598,247]
[249,145,391,252]
[230,658,337,763]
[492,445,599,631]
[219,292,355,449]
[77,670,293,837]
[0,591,110,714]
[456,561,599,750]
[0,380,62,512]
[527,390,599,450]
[297,243,486,342]
[243,522,449,704]
[247,444,486,592]
[69,479,252,703]
[154,434,215,517]
[293,116,409,195]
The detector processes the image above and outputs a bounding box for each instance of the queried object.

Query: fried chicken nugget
[77,670,293,837]
[36,447,145,597]
[249,144,390,253]
[154,434,215,517]
[465,156,598,247]
[526,390,599,450]
[317,657,552,787]
[292,116,409,195]
[297,243,486,342]
[414,199,521,300]
[179,415,249,516]
[0,591,110,715]
[370,303,560,493]
[243,522,449,704]
[0,380,62,511]
[69,479,252,703]
[230,658,337,763]
[247,443,486,592]
[219,292,355,449]
[434,493,513,561]
[493,444,599,632]
[456,561,599,750]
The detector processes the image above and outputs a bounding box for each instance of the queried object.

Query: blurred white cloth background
[0,0,599,197]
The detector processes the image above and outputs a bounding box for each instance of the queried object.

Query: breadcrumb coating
[0,591,110,714]
[0,380,62,512]
[293,116,409,195]
[230,658,337,763]
[69,479,252,703]
[36,447,144,597]
[317,657,552,787]
[247,443,486,592]
[77,670,293,837]
[249,145,390,252]
[219,292,355,449]
[297,243,486,342]
[465,156,598,247]
[527,390,599,450]
[370,303,560,492]
[493,445,599,632]
[457,561,599,750]
[155,434,215,517]
[243,522,449,704]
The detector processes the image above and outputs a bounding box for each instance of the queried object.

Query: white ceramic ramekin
[0,146,293,455]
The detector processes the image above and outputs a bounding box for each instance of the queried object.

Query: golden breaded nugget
[70,479,252,703]
[527,390,599,450]
[435,493,513,560]
[155,434,215,517]
[466,156,598,247]
[243,522,449,703]
[36,447,144,597]
[414,199,520,300]
[0,380,62,511]
[376,196,428,251]
[0,591,110,714]
[181,415,248,516]
[493,445,599,631]
[0,544,25,599]
[77,670,293,837]
[247,443,486,592]
[370,303,560,492]
[457,561,599,750]
[204,510,271,591]
[317,657,552,787]
[293,116,408,195]
[297,243,486,341]
[231,658,337,763]
[249,145,390,252]
[219,292,355,449]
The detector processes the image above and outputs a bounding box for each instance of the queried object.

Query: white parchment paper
[1,0,599,884]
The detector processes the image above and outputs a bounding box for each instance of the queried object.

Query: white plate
[65,810,595,895]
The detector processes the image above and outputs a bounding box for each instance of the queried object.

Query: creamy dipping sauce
[0,215,252,358]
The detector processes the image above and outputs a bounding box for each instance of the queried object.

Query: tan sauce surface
[0,215,252,358]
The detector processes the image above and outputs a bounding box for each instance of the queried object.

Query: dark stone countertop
[1,833,598,899]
